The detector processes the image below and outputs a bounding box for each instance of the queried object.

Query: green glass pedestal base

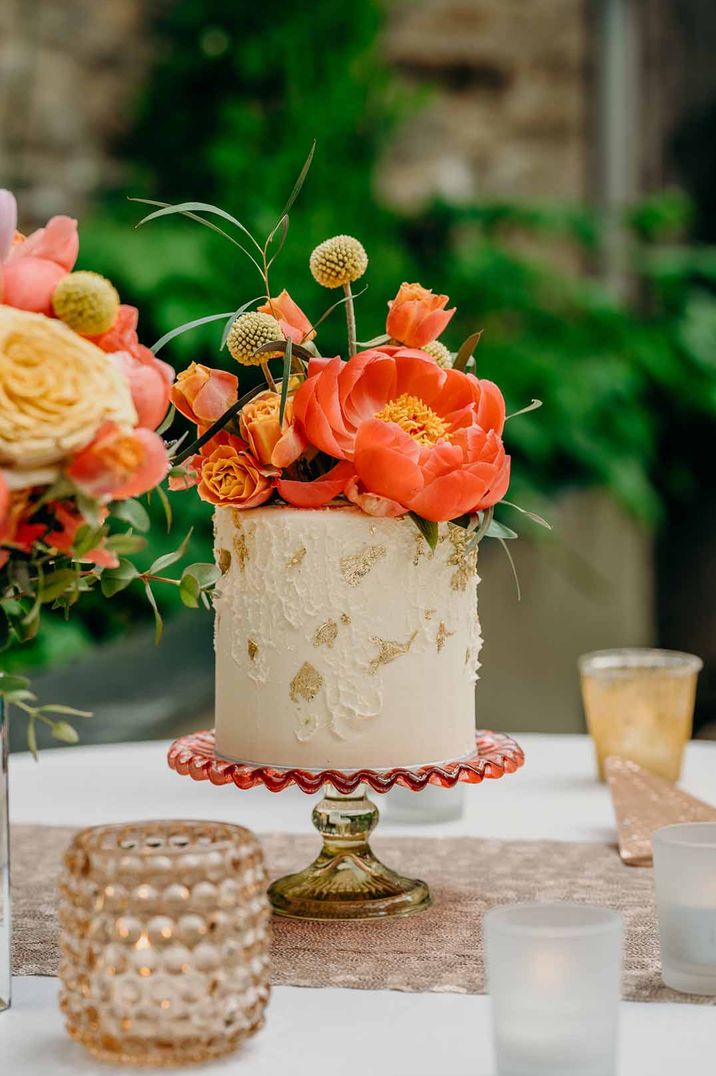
[268,784,431,921]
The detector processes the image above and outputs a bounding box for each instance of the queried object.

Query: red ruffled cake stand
[168,729,524,921]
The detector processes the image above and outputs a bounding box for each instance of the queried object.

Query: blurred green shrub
[22,0,716,668]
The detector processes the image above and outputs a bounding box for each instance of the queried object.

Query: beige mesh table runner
[11,824,715,1004]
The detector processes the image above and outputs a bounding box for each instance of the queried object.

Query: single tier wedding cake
[213,504,481,769]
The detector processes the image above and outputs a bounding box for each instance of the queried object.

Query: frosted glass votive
[484,903,623,1076]
[579,648,701,782]
[653,822,716,995]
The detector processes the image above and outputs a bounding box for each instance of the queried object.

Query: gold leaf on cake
[435,621,455,653]
[286,545,306,568]
[217,548,231,574]
[369,631,417,674]
[447,525,477,592]
[340,613,351,625]
[340,544,386,586]
[289,662,323,703]
[231,515,255,571]
[413,532,434,566]
[312,619,338,649]
[247,638,259,661]
[424,608,436,621]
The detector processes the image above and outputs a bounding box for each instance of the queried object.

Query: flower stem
[260,359,277,392]
[343,282,357,357]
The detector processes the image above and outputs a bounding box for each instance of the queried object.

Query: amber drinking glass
[59,820,271,1066]
[579,649,702,782]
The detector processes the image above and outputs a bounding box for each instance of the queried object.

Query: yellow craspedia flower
[52,271,120,335]
[309,235,368,289]
[422,340,453,370]
[226,311,284,366]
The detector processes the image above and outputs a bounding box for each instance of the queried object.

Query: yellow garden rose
[0,306,136,471]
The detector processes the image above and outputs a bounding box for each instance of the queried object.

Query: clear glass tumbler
[484,902,623,1076]
[58,819,271,1065]
[653,822,716,995]
[579,648,702,782]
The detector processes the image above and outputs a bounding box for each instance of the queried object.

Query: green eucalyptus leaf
[0,673,30,695]
[148,528,193,575]
[38,704,93,718]
[182,562,220,589]
[27,718,38,760]
[105,533,148,555]
[156,485,173,532]
[111,498,150,532]
[73,524,106,557]
[75,493,103,529]
[40,569,79,603]
[50,720,79,745]
[100,559,139,597]
[409,512,439,551]
[179,574,201,608]
[156,404,176,436]
[144,582,163,645]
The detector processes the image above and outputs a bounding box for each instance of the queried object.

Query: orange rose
[258,289,314,344]
[171,362,239,426]
[386,282,455,349]
[239,390,298,467]
[197,445,276,508]
[67,421,170,500]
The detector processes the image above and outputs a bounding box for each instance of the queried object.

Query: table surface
[7,733,716,1075]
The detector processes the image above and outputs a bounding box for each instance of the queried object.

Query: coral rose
[1,215,79,315]
[45,502,118,569]
[0,307,136,471]
[386,283,455,349]
[277,347,510,521]
[239,389,299,468]
[67,421,169,501]
[171,362,239,426]
[111,349,174,430]
[257,290,314,344]
[197,444,275,509]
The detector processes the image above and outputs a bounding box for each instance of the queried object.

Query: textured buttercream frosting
[213,505,481,769]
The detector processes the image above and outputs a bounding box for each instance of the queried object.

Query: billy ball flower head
[422,340,453,370]
[52,270,120,335]
[226,311,285,366]
[309,235,368,289]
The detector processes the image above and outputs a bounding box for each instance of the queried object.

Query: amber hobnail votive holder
[58,820,271,1066]
[579,648,702,783]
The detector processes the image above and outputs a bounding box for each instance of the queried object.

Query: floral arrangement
[0,191,217,749]
[145,149,545,559]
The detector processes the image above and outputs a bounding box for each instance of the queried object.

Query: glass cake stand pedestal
[167,730,524,921]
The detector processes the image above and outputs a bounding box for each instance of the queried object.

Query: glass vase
[0,699,9,1013]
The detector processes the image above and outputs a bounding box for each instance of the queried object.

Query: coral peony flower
[257,290,315,344]
[171,362,238,426]
[197,444,275,509]
[239,389,298,468]
[67,422,169,501]
[278,347,509,521]
[386,283,455,349]
[87,304,141,355]
[0,307,135,470]
[45,502,118,569]
[1,215,79,315]
[112,349,174,430]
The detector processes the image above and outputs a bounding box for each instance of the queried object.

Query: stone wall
[0,0,151,228]
[377,0,590,210]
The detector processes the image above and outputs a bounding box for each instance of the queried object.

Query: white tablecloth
[7,734,716,1075]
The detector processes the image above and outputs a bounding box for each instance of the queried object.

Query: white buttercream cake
[213,504,481,769]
